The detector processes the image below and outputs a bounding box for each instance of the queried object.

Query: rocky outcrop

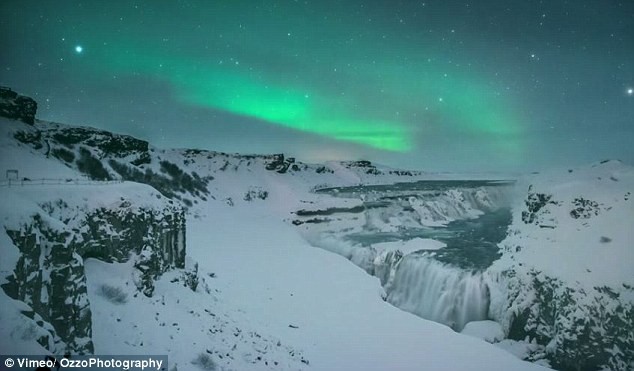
[569,197,601,219]
[3,216,93,353]
[0,86,37,124]
[49,126,150,161]
[265,153,295,173]
[497,270,633,370]
[12,122,212,203]
[108,160,211,204]
[14,125,152,169]
[1,198,186,354]
[520,186,559,226]
[342,160,382,175]
[493,167,634,370]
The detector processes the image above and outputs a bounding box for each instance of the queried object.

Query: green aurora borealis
[1,0,632,171]
[82,4,523,154]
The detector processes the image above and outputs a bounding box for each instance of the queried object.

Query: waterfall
[384,254,489,331]
[301,183,511,332]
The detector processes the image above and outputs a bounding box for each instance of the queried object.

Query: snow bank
[461,320,505,343]
[495,160,634,288]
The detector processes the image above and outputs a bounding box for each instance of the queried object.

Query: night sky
[1,0,632,172]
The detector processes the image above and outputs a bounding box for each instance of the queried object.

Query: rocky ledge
[1,194,186,354]
[0,86,37,125]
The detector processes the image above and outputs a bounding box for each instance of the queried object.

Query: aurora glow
[78,18,523,154]
[130,53,413,152]
[1,0,632,171]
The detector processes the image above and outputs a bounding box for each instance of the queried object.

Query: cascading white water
[405,186,511,226]
[301,184,512,332]
[383,254,489,331]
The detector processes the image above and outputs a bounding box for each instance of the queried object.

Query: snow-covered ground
[0,116,548,370]
[0,181,546,370]
[2,110,632,369]
[180,200,546,370]
[492,160,634,288]
[486,161,634,369]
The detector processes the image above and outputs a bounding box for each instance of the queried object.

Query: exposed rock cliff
[1,191,186,354]
[489,161,634,370]
[0,86,37,125]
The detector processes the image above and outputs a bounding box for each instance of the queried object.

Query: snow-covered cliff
[4,89,627,370]
[1,183,186,354]
[487,161,634,370]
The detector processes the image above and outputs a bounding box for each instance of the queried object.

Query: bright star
[75,45,83,53]
[627,87,633,96]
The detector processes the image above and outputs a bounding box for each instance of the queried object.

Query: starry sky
[1,0,632,172]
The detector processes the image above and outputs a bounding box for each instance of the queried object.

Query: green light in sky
[82,16,525,156]
[179,65,412,151]
[94,47,413,152]
[9,0,532,165]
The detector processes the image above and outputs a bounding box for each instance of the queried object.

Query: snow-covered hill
[2,88,631,370]
[487,161,634,370]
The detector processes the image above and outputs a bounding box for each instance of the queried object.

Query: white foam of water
[301,185,508,332]
[384,254,490,331]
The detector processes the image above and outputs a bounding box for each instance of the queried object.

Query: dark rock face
[343,160,383,175]
[315,166,334,174]
[76,147,112,180]
[13,124,212,203]
[570,197,601,219]
[349,160,372,167]
[265,154,285,171]
[1,198,186,354]
[0,86,37,124]
[14,125,151,166]
[501,183,633,370]
[520,186,559,225]
[3,217,94,354]
[109,160,212,202]
[265,153,295,173]
[388,170,414,176]
[504,271,633,370]
[3,217,91,353]
[243,187,268,201]
[49,126,150,158]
